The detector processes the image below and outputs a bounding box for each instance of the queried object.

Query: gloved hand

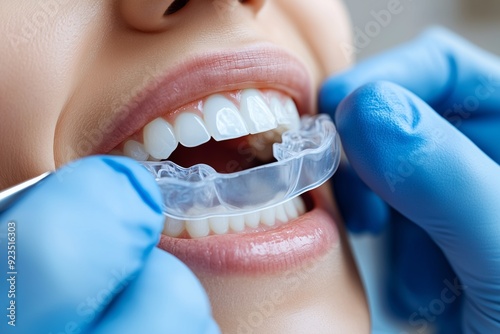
[319,27,500,332]
[0,156,220,334]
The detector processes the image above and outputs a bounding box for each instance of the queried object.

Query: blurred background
[344,0,500,58]
[342,1,499,333]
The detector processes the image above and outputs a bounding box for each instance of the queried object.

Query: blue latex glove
[320,27,500,332]
[0,156,220,334]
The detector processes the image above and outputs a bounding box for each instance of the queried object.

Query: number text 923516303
[6,221,17,327]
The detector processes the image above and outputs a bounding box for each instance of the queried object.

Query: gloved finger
[320,26,500,115]
[321,27,500,231]
[332,160,388,233]
[92,248,220,334]
[0,156,164,334]
[337,81,500,331]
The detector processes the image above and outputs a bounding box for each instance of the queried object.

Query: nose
[120,0,266,32]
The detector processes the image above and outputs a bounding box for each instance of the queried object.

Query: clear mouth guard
[140,114,340,220]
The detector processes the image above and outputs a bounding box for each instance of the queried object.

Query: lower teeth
[163,196,306,239]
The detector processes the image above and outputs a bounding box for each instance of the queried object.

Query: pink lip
[158,194,339,275]
[95,44,313,155]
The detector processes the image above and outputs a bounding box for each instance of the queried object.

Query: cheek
[277,0,353,75]
[0,6,64,187]
[0,3,111,188]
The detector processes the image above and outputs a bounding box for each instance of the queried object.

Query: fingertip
[333,81,428,208]
[99,156,163,214]
[58,155,163,214]
[335,81,421,174]
[336,81,413,128]
[44,154,166,263]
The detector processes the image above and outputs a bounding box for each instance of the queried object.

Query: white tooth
[293,196,306,215]
[174,112,211,147]
[244,212,260,228]
[262,128,280,141]
[143,118,178,159]
[209,217,229,235]
[203,95,248,141]
[280,98,301,130]
[123,140,149,161]
[284,199,299,220]
[270,97,291,126]
[185,219,210,238]
[247,132,275,161]
[275,204,288,223]
[240,89,277,134]
[229,215,245,232]
[260,207,276,226]
[163,217,185,237]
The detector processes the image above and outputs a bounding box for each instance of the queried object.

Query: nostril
[164,0,190,15]
[122,0,266,32]
[239,0,266,13]
[121,0,188,32]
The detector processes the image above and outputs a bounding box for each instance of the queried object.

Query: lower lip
[157,196,339,275]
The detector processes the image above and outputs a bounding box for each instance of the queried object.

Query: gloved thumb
[336,81,500,331]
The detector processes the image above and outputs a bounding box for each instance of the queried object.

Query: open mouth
[111,87,311,239]
[99,45,339,274]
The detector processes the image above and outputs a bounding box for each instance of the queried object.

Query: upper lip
[94,43,313,155]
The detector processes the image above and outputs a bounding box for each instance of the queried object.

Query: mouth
[104,45,339,274]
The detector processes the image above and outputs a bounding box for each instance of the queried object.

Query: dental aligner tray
[141,114,340,220]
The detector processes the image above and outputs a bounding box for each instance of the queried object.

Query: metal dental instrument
[0,172,52,214]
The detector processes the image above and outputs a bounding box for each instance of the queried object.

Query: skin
[0,1,369,333]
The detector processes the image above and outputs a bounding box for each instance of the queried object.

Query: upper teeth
[114,89,301,161]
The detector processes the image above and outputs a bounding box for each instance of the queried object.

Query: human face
[0,0,369,332]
